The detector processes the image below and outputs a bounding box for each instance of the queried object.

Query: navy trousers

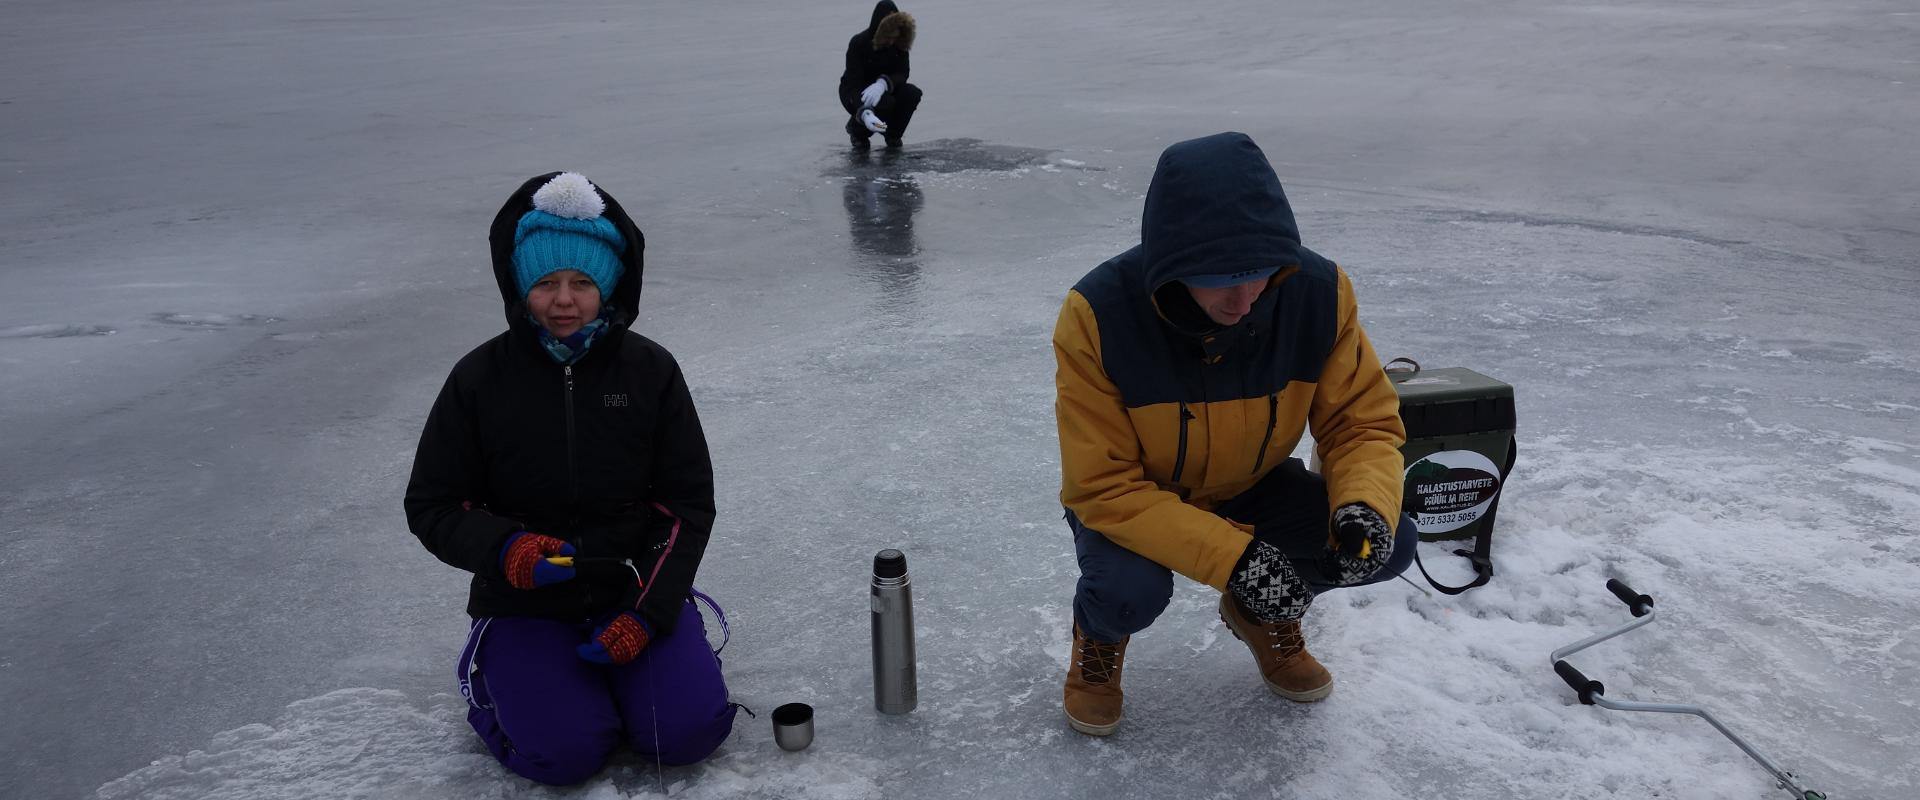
[457,599,736,785]
[1070,458,1418,643]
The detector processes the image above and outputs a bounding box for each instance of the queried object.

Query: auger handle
[1606,578,1654,617]
[1554,659,1603,705]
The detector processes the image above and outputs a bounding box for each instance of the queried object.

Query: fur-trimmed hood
[874,10,915,51]
[841,2,914,97]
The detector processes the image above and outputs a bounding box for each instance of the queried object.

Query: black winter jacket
[404,173,716,637]
[838,1,910,107]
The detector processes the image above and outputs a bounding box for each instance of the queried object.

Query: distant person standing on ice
[838,0,920,149]
[1051,132,1419,736]
[405,172,735,784]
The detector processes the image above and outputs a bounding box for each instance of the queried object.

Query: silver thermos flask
[870,548,918,714]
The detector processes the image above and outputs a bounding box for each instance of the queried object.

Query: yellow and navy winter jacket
[1053,132,1406,590]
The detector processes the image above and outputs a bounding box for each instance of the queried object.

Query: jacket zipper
[1171,401,1193,484]
[563,365,579,523]
[1251,392,1278,473]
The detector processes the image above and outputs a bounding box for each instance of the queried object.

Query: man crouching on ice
[1051,132,1418,736]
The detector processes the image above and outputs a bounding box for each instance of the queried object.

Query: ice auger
[1550,579,1827,800]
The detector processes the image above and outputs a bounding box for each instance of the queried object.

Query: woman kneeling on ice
[405,172,735,785]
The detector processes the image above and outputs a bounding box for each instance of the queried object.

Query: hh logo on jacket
[603,394,629,408]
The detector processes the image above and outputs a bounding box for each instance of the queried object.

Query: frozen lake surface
[1,0,1915,797]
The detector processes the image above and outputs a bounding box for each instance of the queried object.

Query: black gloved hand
[1227,539,1313,623]
[1328,503,1395,584]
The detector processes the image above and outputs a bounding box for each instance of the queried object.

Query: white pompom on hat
[530,172,606,220]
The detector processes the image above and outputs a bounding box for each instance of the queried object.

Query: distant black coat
[404,173,716,637]
[838,0,911,113]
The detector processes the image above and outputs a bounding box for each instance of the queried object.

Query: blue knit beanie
[512,173,626,301]
[1182,266,1279,289]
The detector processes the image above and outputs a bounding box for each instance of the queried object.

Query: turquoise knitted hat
[512,173,626,301]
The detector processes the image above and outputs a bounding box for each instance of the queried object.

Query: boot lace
[1228,595,1309,659]
[1257,620,1307,659]
[1077,638,1123,685]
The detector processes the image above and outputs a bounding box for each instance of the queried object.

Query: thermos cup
[771,702,814,751]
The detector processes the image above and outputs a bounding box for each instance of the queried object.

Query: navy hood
[487,172,647,334]
[1140,132,1326,293]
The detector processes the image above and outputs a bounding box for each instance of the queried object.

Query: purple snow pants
[457,598,736,785]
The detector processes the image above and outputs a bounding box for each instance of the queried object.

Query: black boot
[879,84,920,150]
[847,116,871,149]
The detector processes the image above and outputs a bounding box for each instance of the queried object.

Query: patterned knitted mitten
[1328,503,1395,585]
[578,611,653,665]
[1227,540,1314,623]
[500,532,576,590]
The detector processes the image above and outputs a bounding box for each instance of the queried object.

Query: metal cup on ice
[771,702,815,752]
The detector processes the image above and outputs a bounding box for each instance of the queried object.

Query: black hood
[1140,132,1321,294]
[867,0,900,35]
[487,172,647,334]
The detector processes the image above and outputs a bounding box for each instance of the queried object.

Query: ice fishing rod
[1550,579,1827,800]
[546,555,663,790]
[541,556,634,567]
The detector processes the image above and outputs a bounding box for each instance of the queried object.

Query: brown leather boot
[1063,624,1128,736]
[1219,594,1333,701]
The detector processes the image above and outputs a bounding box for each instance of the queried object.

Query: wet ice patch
[1754,339,1873,364]
[266,330,354,343]
[849,138,1051,174]
[1038,156,1104,174]
[1431,209,1748,250]
[153,313,280,329]
[0,323,115,339]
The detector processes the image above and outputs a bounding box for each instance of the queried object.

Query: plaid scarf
[533,315,610,365]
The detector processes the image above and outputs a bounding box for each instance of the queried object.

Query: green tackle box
[1389,366,1516,543]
